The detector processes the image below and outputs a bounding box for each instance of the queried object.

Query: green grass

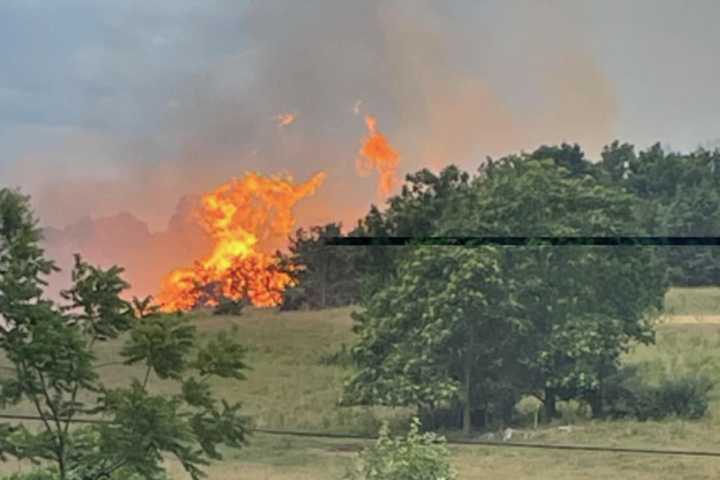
[6,287,720,479]
[664,286,720,316]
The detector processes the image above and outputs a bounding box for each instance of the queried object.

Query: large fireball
[156,171,326,312]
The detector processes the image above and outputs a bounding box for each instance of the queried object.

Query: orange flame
[156,171,326,312]
[275,113,297,127]
[357,114,400,198]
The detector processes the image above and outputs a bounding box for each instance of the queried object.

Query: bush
[213,297,246,316]
[604,367,713,421]
[319,343,354,367]
[557,400,591,424]
[344,418,456,480]
[278,286,309,311]
[653,376,712,419]
[2,470,57,480]
[2,469,168,480]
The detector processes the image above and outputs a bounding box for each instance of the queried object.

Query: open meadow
[3,287,720,479]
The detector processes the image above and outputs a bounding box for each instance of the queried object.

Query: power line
[252,428,720,457]
[1,413,719,458]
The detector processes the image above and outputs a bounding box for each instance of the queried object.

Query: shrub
[319,343,354,367]
[417,404,488,431]
[344,418,456,480]
[213,297,246,316]
[653,376,713,419]
[2,469,169,480]
[279,286,309,311]
[557,400,591,424]
[515,396,543,428]
[2,470,57,480]
[604,367,713,421]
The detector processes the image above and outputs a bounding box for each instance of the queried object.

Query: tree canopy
[0,188,250,480]
[343,153,669,432]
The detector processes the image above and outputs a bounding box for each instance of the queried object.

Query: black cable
[1,414,719,458]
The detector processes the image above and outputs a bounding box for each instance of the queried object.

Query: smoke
[2,0,620,298]
[43,195,212,301]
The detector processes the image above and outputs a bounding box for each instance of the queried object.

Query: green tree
[445,157,668,419]
[657,182,720,285]
[282,223,360,310]
[0,189,250,480]
[598,143,720,285]
[349,166,471,301]
[343,245,511,436]
[598,141,635,184]
[529,143,597,178]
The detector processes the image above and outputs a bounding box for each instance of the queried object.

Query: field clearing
[3,287,720,478]
[664,287,720,322]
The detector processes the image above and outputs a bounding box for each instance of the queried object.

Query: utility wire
[252,427,720,457]
[1,413,719,458]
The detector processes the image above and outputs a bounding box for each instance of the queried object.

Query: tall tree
[350,166,471,300]
[282,223,361,310]
[444,156,668,419]
[529,143,596,178]
[0,189,250,480]
[343,245,511,436]
[598,143,720,285]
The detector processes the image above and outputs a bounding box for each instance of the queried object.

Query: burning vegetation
[156,171,326,312]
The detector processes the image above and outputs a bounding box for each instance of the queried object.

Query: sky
[1,0,720,232]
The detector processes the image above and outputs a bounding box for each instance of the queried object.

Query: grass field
[4,288,720,479]
[663,286,720,323]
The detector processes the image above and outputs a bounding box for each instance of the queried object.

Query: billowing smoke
[2,0,620,298]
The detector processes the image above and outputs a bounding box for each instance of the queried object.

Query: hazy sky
[1,0,719,231]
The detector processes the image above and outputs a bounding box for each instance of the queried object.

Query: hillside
[3,288,720,479]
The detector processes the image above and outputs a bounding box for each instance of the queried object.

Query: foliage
[603,367,713,421]
[343,245,510,434]
[1,467,169,480]
[344,154,668,432]
[294,141,720,313]
[213,297,246,316]
[318,343,354,368]
[282,223,361,310]
[343,418,456,480]
[283,139,720,316]
[598,142,720,285]
[352,166,471,299]
[0,188,251,480]
[1,470,58,480]
[443,156,668,419]
[282,166,471,309]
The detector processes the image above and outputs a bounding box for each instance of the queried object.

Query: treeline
[277,142,720,434]
[281,141,720,310]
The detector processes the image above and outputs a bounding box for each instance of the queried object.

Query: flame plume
[156,171,326,312]
[275,112,297,127]
[357,115,400,198]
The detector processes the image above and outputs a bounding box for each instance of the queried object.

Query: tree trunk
[589,384,605,419]
[57,450,66,480]
[501,398,514,426]
[543,387,557,423]
[462,322,476,437]
[320,250,328,309]
[462,361,472,436]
